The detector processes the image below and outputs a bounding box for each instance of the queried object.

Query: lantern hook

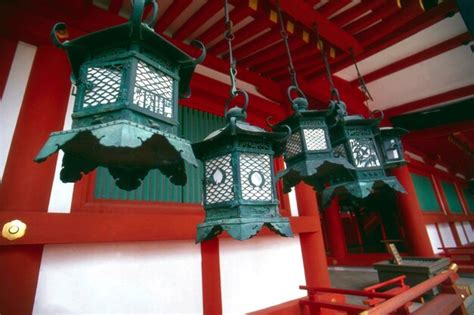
[224,89,249,120]
[369,109,384,123]
[51,23,70,49]
[130,0,159,31]
[287,85,308,113]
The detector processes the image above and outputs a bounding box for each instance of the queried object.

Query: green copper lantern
[34,0,205,190]
[377,127,408,169]
[273,87,354,193]
[321,101,405,206]
[192,92,293,242]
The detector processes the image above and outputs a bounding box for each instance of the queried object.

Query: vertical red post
[391,166,434,257]
[295,182,331,287]
[325,197,347,263]
[0,44,70,315]
[201,238,222,315]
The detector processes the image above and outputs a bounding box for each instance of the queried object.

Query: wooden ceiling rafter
[331,0,385,27]
[344,2,400,35]
[154,0,193,33]
[172,0,222,41]
[350,32,473,86]
[305,0,459,81]
[319,0,352,18]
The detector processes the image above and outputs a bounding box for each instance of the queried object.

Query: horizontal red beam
[172,0,221,41]
[269,0,363,53]
[352,32,473,85]
[332,0,386,27]
[344,2,400,35]
[0,211,320,246]
[318,0,351,18]
[155,0,193,33]
[384,84,474,118]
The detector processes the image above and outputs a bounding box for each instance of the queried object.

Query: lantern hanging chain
[312,24,340,102]
[224,0,238,96]
[276,1,298,90]
[349,49,373,102]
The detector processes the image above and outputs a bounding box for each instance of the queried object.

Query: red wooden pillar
[325,197,347,263]
[0,44,70,315]
[200,238,222,315]
[295,182,331,287]
[391,166,434,257]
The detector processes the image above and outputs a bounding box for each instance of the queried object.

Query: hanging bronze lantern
[34,0,205,190]
[321,101,405,206]
[192,92,293,242]
[273,87,354,193]
[377,127,408,169]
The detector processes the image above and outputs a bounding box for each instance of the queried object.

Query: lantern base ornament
[196,216,293,243]
[35,120,197,190]
[278,158,355,193]
[321,176,406,207]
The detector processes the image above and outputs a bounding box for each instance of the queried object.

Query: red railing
[300,264,467,315]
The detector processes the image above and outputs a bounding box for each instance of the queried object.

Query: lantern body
[193,112,293,242]
[35,1,205,190]
[321,101,405,206]
[274,109,354,193]
[377,127,408,169]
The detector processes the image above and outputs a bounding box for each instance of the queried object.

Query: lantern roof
[321,177,406,207]
[52,9,204,98]
[192,109,290,159]
[380,127,409,137]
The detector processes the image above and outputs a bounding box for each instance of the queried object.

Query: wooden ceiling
[0,0,472,177]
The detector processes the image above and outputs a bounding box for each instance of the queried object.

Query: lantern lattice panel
[83,63,123,107]
[349,138,381,168]
[240,153,273,201]
[303,128,328,151]
[134,61,174,118]
[285,132,303,158]
[205,154,234,204]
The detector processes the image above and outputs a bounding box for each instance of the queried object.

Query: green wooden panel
[94,106,225,202]
[441,181,463,214]
[410,173,441,212]
[463,188,474,213]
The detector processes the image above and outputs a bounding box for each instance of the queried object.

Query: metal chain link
[350,49,374,102]
[312,24,340,102]
[276,1,299,90]
[224,0,238,96]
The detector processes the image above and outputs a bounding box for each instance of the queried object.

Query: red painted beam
[352,32,473,85]
[384,84,474,118]
[357,1,424,46]
[201,239,222,314]
[172,0,222,41]
[332,0,385,27]
[154,0,193,34]
[198,2,255,45]
[108,0,123,14]
[0,211,320,245]
[305,0,459,80]
[253,39,309,74]
[269,0,363,53]
[209,13,274,55]
[231,30,282,61]
[0,37,17,99]
[318,0,351,18]
[344,2,400,35]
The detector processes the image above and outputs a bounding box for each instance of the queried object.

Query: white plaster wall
[33,240,203,314]
[0,41,36,181]
[220,235,306,314]
[425,224,443,254]
[462,221,474,243]
[437,222,456,248]
[455,222,468,245]
[47,87,75,213]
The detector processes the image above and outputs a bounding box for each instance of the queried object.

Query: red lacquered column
[325,197,347,263]
[391,166,434,257]
[295,182,331,287]
[0,45,70,315]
